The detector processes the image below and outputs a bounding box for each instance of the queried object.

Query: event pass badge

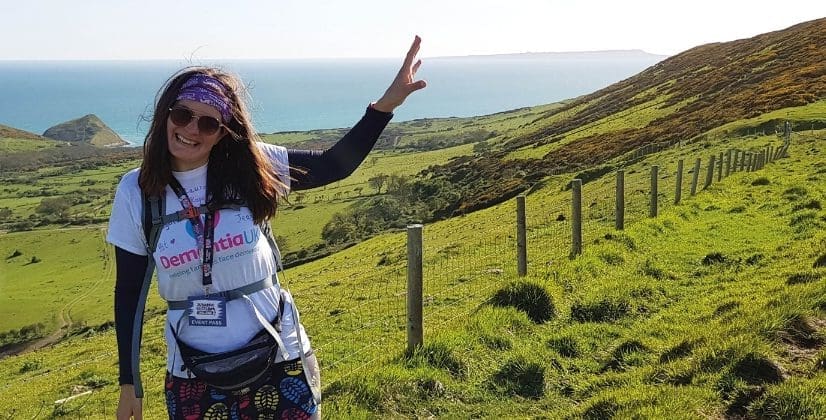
[187,295,227,327]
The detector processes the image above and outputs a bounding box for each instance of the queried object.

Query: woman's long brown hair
[138,67,285,224]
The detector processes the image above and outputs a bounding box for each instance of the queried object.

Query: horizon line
[0,49,672,62]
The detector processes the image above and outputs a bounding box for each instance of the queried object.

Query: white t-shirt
[107,143,311,377]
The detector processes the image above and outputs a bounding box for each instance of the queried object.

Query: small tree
[322,214,358,244]
[36,197,72,218]
[368,174,388,194]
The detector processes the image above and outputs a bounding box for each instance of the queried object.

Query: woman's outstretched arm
[287,36,427,191]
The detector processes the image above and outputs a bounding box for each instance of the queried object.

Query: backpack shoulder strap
[260,220,283,274]
[143,194,165,254]
[131,192,165,399]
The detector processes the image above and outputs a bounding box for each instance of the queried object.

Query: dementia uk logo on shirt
[157,210,262,274]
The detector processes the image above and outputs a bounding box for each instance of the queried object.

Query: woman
[108,36,426,419]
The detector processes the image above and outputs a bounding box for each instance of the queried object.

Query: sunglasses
[168,107,225,135]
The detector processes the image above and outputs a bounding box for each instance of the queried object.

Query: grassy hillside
[422,18,826,214]
[0,126,821,418]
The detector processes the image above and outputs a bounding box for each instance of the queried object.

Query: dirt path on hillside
[0,227,112,359]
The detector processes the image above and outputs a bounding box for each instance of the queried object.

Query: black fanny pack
[170,297,285,390]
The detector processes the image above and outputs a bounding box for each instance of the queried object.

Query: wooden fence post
[616,170,625,230]
[704,155,716,189]
[650,165,659,218]
[571,179,582,257]
[675,159,684,204]
[717,152,723,181]
[735,150,741,172]
[406,224,423,353]
[516,195,527,277]
[745,153,752,172]
[690,158,701,196]
[725,150,732,177]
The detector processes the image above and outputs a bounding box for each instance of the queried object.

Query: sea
[0,53,666,146]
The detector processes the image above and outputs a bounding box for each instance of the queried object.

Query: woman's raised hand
[372,36,427,113]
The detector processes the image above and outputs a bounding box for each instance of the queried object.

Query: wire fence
[0,127,813,418]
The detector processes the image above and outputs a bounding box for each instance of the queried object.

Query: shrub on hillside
[702,252,728,265]
[640,258,671,279]
[786,272,822,285]
[604,232,636,250]
[578,398,620,420]
[660,338,705,363]
[35,196,72,218]
[6,249,22,259]
[714,353,785,417]
[745,253,764,265]
[0,323,45,347]
[815,254,826,268]
[714,301,741,317]
[479,334,511,350]
[404,342,466,378]
[571,297,632,323]
[751,177,771,186]
[749,384,822,420]
[601,339,649,372]
[782,186,808,201]
[790,211,821,233]
[491,281,556,323]
[490,356,545,399]
[547,336,580,358]
[792,199,822,212]
[731,353,785,385]
[599,251,625,266]
[77,370,114,389]
[19,359,43,374]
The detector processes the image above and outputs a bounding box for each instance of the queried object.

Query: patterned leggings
[165,353,320,420]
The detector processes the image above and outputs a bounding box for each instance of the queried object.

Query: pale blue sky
[2,0,824,60]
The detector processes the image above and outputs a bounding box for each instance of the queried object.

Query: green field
[0,137,62,153]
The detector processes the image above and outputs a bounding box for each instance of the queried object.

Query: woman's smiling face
[166,99,226,171]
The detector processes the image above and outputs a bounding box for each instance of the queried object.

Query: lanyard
[169,178,215,294]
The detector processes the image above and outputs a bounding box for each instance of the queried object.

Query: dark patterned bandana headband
[176,74,232,123]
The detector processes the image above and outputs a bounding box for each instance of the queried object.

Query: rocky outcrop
[43,114,127,147]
